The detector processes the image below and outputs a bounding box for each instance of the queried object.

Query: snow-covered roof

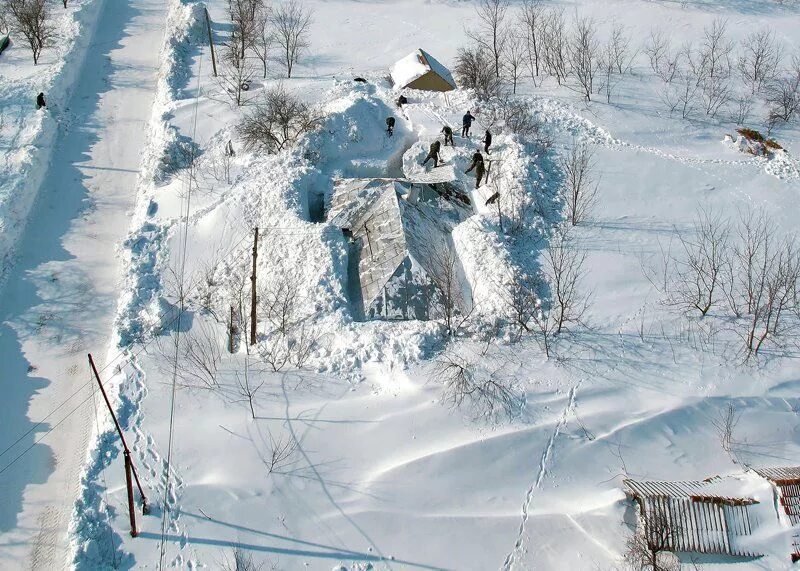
[753,466,800,525]
[624,478,761,557]
[390,49,456,92]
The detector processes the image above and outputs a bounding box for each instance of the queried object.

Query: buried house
[390,49,457,92]
[327,177,472,320]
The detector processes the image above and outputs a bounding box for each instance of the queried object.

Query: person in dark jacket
[422,140,442,167]
[36,92,46,109]
[465,150,486,188]
[442,125,454,146]
[386,116,396,136]
[461,110,475,137]
[482,129,492,153]
[397,94,408,107]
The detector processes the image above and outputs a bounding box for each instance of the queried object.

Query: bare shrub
[725,209,800,359]
[238,84,319,153]
[691,19,734,117]
[269,0,312,78]
[667,211,731,317]
[3,0,54,65]
[765,55,800,126]
[262,429,299,473]
[234,358,265,419]
[737,28,781,95]
[532,227,589,356]
[625,503,681,571]
[454,45,504,100]
[466,0,510,79]
[434,353,522,420]
[644,29,669,78]
[260,273,307,335]
[178,320,223,389]
[560,140,598,226]
[221,546,263,571]
[427,243,473,335]
[504,271,540,339]
[258,323,319,372]
[712,402,740,458]
[567,14,601,101]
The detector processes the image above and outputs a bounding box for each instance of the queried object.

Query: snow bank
[0,0,105,285]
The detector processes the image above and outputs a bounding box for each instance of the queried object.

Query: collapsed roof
[390,49,457,92]
[328,178,471,316]
[753,466,800,525]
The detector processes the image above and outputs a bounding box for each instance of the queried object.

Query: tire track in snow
[500,383,580,571]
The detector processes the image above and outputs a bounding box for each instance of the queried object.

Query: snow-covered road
[0,1,165,568]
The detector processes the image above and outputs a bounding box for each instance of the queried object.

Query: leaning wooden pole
[88,354,150,538]
[204,7,217,77]
[250,227,259,346]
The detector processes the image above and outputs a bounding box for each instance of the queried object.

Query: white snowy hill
[1,0,799,570]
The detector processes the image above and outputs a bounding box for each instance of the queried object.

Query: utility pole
[204,7,217,77]
[88,354,150,537]
[229,305,236,353]
[250,227,259,346]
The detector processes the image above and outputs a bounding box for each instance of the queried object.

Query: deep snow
[1,0,800,569]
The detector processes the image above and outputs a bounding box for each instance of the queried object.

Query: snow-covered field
[2,0,800,569]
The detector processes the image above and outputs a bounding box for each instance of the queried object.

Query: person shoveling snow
[442,125,454,146]
[462,110,475,137]
[386,116,396,136]
[422,140,443,168]
[36,92,46,110]
[465,149,485,188]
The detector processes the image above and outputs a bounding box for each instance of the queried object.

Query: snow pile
[0,0,103,284]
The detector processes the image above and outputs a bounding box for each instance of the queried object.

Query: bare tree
[3,0,54,65]
[269,0,312,79]
[434,352,522,420]
[765,55,800,125]
[540,8,569,85]
[568,14,600,101]
[504,271,540,339]
[503,26,526,94]
[724,209,800,359]
[520,0,545,83]
[738,29,781,95]
[218,38,256,107]
[466,0,510,79]
[625,503,680,571]
[668,211,730,317]
[251,4,273,79]
[692,18,734,117]
[608,23,635,75]
[238,84,319,153]
[427,243,474,336]
[542,227,589,336]
[599,40,622,103]
[453,45,504,100]
[230,0,264,59]
[560,140,598,226]
[644,28,669,78]
[260,272,306,335]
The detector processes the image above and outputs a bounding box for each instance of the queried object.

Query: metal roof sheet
[754,467,800,525]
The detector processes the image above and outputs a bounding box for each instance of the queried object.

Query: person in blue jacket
[461,110,475,137]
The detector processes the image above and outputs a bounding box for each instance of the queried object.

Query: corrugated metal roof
[624,479,761,557]
[754,466,800,525]
[328,178,471,314]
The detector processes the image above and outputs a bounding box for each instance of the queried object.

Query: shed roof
[624,478,761,558]
[390,49,456,92]
[753,466,800,525]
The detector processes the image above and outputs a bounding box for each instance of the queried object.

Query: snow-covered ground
[0,0,166,568]
[2,0,800,569]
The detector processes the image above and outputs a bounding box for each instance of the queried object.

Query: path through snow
[0,1,166,568]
